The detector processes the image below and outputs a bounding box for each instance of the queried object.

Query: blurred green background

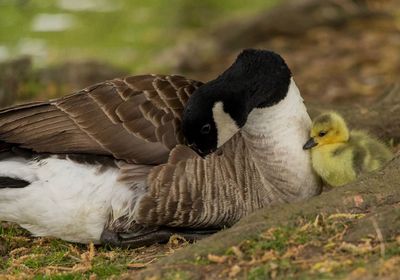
[0,0,279,72]
[0,0,398,106]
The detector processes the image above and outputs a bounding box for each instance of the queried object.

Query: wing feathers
[88,84,124,124]
[0,101,106,154]
[115,99,144,122]
[125,75,160,90]
[0,74,203,163]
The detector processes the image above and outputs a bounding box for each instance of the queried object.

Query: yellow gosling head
[303,112,350,150]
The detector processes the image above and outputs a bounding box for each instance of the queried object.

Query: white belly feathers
[0,157,137,243]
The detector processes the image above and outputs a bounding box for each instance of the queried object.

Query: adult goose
[0,49,321,247]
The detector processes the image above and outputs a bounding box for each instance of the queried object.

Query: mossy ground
[0,222,189,279]
[137,211,400,279]
[2,210,400,279]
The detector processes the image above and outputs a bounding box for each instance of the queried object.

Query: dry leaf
[9,247,30,257]
[127,263,147,269]
[208,254,227,263]
[45,265,73,271]
[328,213,366,220]
[68,244,82,258]
[88,242,95,261]
[230,246,244,259]
[311,259,353,273]
[313,214,324,228]
[282,245,303,259]
[229,265,241,278]
[299,222,312,232]
[270,266,278,279]
[323,241,336,251]
[168,234,188,248]
[72,242,96,272]
[260,250,277,262]
[260,228,277,239]
[72,263,92,273]
[339,241,373,255]
[144,276,160,280]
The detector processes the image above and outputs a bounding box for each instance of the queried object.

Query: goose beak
[188,143,215,157]
[188,143,201,155]
[303,138,317,150]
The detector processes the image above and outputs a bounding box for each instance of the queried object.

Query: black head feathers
[216,49,292,108]
[182,49,292,155]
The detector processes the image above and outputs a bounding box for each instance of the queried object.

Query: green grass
[248,265,269,280]
[0,222,185,279]
[0,0,280,72]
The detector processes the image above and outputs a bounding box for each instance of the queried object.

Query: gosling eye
[318,131,327,137]
[200,124,211,135]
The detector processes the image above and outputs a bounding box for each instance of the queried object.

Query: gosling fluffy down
[303,112,393,187]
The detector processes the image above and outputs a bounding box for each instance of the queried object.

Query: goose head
[303,112,350,150]
[182,49,292,155]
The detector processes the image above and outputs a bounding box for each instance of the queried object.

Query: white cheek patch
[212,102,239,147]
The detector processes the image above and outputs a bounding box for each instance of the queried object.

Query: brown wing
[0,74,203,164]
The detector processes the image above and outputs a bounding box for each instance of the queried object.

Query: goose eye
[200,124,211,134]
[318,131,327,137]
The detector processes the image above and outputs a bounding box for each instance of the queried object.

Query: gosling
[303,112,393,187]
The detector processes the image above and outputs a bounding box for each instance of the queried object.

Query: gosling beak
[303,138,317,150]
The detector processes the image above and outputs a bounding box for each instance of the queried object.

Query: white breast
[242,78,320,199]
